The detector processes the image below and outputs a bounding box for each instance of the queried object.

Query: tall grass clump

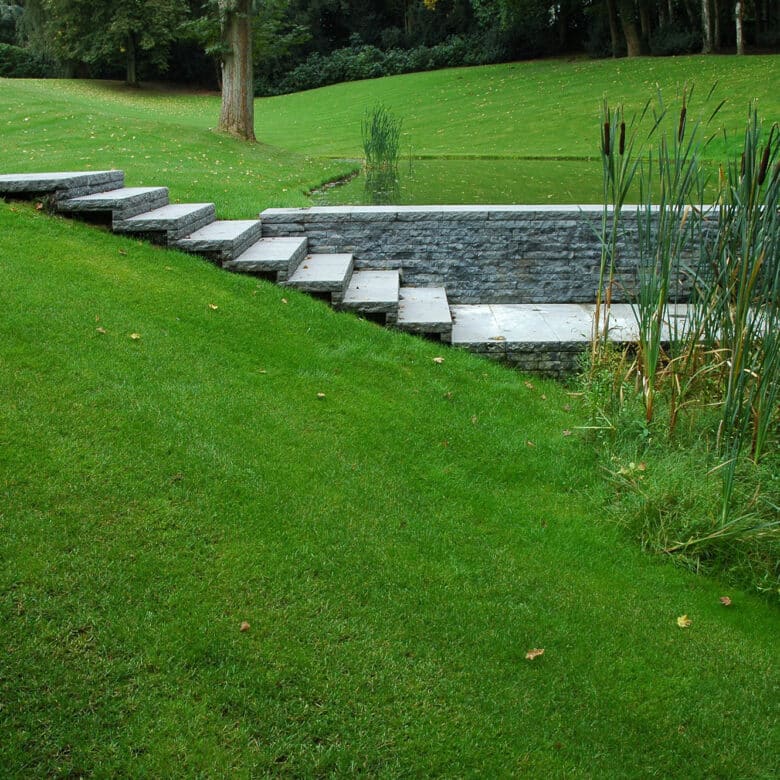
[584,93,780,599]
[361,104,402,204]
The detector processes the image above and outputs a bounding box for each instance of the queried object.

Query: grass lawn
[1,57,779,776]
[2,201,779,777]
[2,54,778,207]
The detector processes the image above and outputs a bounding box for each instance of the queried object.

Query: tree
[42,0,187,85]
[216,0,255,140]
[702,0,714,52]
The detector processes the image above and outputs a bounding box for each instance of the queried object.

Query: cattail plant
[362,104,402,205]
[592,99,649,369]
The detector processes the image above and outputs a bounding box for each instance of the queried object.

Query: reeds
[361,104,402,204]
[590,91,780,552]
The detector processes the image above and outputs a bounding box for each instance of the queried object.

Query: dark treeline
[1,1,778,92]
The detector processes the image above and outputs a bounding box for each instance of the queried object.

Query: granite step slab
[58,186,169,222]
[0,170,125,200]
[223,236,308,280]
[336,270,400,315]
[391,287,452,336]
[113,203,216,242]
[285,253,354,294]
[171,219,263,263]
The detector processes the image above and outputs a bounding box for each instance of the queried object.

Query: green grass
[1,59,779,775]
[2,54,778,207]
[2,201,779,777]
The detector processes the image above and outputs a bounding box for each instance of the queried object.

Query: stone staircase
[1,169,657,375]
[0,170,457,343]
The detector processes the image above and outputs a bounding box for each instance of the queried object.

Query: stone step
[391,287,452,336]
[58,186,169,222]
[285,253,354,294]
[113,203,216,242]
[0,170,125,201]
[336,270,401,315]
[223,236,308,280]
[171,219,263,263]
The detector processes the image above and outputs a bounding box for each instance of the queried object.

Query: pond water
[311,158,605,206]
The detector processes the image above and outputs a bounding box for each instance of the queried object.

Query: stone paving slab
[0,170,125,199]
[452,303,696,353]
[172,219,263,262]
[393,287,452,335]
[114,203,216,241]
[58,187,169,220]
[339,270,400,314]
[285,253,354,294]
[223,236,308,280]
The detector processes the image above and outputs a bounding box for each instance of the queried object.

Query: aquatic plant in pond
[361,104,402,204]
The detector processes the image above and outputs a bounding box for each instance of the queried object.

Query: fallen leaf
[719,596,732,606]
[208,303,218,310]
[525,648,545,660]
[96,327,107,335]
[316,392,326,400]
[281,297,288,304]
[433,356,445,364]
[563,404,571,411]
[471,415,478,425]
[35,202,44,211]
[240,621,250,632]
[258,369,267,374]
[541,394,547,401]
[129,333,141,341]
[489,335,506,341]
[118,249,127,256]
[443,391,453,399]
[526,440,535,447]
[562,430,572,437]
[637,462,647,471]
[524,381,535,390]
[677,615,692,628]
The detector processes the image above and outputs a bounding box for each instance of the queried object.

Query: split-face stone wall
[260,204,688,305]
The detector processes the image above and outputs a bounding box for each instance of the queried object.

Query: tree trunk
[702,0,713,52]
[218,0,256,142]
[714,0,722,49]
[735,0,744,54]
[606,0,622,57]
[617,0,645,56]
[638,0,652,44]
[126,33,138,87]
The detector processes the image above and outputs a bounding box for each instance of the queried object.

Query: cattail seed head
[757,126,775,186]
[619,122,626,155]
[678,107,687,143]
[740,152,746,177]
[603,121,611,156]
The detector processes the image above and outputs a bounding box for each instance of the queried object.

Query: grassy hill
[2,54,778,207]
[1,58,779,776]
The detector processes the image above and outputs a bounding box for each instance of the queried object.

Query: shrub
[0,42,48,78]
[649,25,701,56]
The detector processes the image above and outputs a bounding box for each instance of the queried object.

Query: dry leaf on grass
[677,615,692,628]
[118,249,127,256]
[281,297,288,304]
[433,356,445,364]
[719,596,732,606]
[240,621,250,632]
[208,303,218,310]
[525,648,545,660]
[96,327,107,335]
[316,392,326,400]
[129,333,141,341]
[562,430,572,437]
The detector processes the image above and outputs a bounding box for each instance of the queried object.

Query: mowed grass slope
[2,55,779,209]
[2,202,779,777]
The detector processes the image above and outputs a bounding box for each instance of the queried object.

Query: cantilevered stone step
[0,170,125,200]
[114,203,216,242]
[58,186,169,222]
[391,287,452,336]
[171,219,263,263]
[223,236,308,281]
[285,253,354,294]
[337,270,400,315]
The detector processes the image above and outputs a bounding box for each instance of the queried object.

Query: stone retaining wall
[260,204,690,305]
